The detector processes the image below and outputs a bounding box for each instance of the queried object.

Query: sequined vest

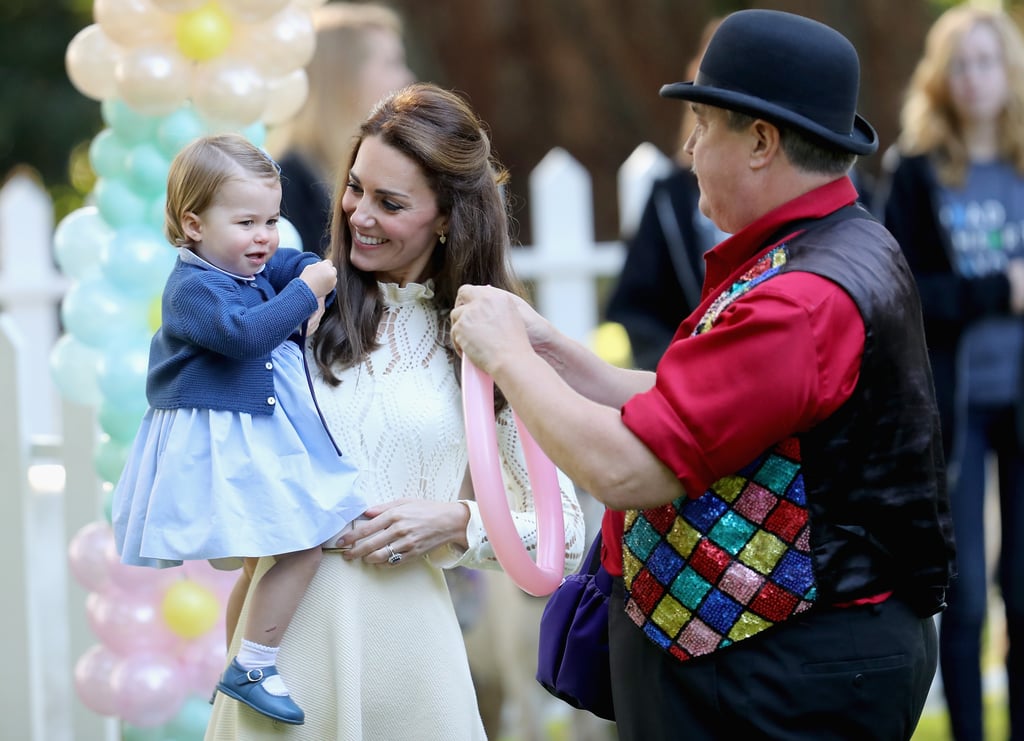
[622,207,955,663]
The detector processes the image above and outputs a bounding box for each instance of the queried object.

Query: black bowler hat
[660,9,878,156]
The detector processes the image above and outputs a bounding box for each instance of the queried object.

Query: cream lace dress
[205,280,586,741]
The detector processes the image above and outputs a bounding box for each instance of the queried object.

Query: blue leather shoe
[215,659,305,725]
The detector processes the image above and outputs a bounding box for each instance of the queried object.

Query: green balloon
[102,98,159,146]
[127,143,171,199]
[94,434,130,486]
[95,177,148,228]
[156,106,206,160]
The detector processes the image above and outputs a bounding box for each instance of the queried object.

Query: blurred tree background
[0,0,991,241]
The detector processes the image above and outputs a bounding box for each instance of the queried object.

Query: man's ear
[182,211,203,242]
[749,119,781,170]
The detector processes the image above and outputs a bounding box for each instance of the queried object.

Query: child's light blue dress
[114,338,365,568]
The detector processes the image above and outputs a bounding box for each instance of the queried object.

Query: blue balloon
[53,206,112,281]
[97,336,150,410]
[101,98,159,146]
[277,216,303,251]
[165,695,212,737]
[94,434,130,486]
[49,333,103,407]
[156,106,206,160]
[95,177,148,228]
[242,121,266,148]
[99,224,176,300]
[126,142,171,199]
[98,396,147,446]
[60,274,150,350]
[89,129,131,181]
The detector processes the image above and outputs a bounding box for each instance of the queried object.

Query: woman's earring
[439,233,447,245]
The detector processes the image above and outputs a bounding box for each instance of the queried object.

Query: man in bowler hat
[451,9,956,739]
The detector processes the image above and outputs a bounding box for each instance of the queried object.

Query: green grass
[911,693,1008,740]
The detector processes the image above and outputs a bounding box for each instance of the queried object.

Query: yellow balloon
[148,294,162,333]
[176,3,233,62]
[590,321,633,368]
[161,579,220,638]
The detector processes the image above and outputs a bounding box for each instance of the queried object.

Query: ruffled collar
[379,279,435,307]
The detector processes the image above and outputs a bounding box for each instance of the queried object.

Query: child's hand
[299,259,337,298]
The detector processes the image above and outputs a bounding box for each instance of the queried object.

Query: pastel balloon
[60,273,150,348]
[126,142,171,199]
[230,6,314,77]
[241,120,266,147]
[87,584,180,656]
[74,644,120,717]
[50,333,104,407]
[102,98,160,146]
[182,558,242,597]
[97,336,150,414]
[99,223,176,299]
[67,520,115,592]
[176,630,228,696]
[155,105,205,159]
[590,320,633,368]
[89,129,131,181]
[147,294,163,333]
[110,651,187,727]
[116,45,192,117]
[151,0,205,12]
[147,193,168,233]
[95,433,131,485]
[191,58,267,128]
[461,355,565,596]
[99,396,148,445]
[161,579,221,638]
[261,68,308,127]
[65,24,121,102]
[95,176,149,228]
[54,205,114,280]
[94,0,174,49]
[164,695,214,736]
[105,540,179,593]
[277,215,303,251]
[176,4,234,62]
[219,0,290,23]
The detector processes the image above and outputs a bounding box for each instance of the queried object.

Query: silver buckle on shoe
[245,668,264,683]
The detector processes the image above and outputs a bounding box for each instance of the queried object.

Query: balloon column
[54,0,324,734]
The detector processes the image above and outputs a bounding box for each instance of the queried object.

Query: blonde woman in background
[878,7,1024,740]
[269,2,415,256]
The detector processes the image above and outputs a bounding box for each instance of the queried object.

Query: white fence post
[0,317,44,740]
[0,172,67,438]
[618,142,674,239]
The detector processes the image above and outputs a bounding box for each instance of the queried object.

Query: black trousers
[609,578,938,741]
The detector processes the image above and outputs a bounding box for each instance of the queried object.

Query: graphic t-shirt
[939,160,1024,405]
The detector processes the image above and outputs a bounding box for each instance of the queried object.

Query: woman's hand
[451,285,542,374]
[333,499,470,566]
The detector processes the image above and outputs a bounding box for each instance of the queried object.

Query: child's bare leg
[242,546,322,647]
[225,558,257,648]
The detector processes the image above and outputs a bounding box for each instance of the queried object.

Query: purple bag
[535,532,615,720]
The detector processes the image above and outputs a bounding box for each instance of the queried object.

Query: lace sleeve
[448,406,586,573]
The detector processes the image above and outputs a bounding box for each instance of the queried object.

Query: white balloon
[150,0,205,12]
[191,59,267,128]
[94,0,174,49]
[262,68,308,126]
[228,6,315,78]
[277,216,303,252]
[115,45,193,116]
[218,0,290,23]
[65,24,121,102]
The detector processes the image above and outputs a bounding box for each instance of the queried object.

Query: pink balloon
[111,651,187,727]
[461,355,565,596]
[104,541,180,593]
[182,558,243,599]
[74,644,120,716]
[68,520,115,592]
[86,584,181,656]
[177,630,228,696]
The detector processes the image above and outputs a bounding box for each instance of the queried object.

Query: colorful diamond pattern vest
[622,245,817,662]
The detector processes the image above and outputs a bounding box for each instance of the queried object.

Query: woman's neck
[962,119,1000,161]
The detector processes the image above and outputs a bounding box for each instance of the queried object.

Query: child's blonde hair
[165,134,281,248]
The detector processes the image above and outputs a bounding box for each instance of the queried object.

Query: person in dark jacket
[877,6,1024,740]
[452,10,955,739]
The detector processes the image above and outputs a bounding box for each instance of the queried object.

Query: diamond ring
[385,543,402,564]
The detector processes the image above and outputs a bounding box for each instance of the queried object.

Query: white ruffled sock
[235,640,288,696]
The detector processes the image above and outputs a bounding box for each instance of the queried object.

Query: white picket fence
[0,143,672,740]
